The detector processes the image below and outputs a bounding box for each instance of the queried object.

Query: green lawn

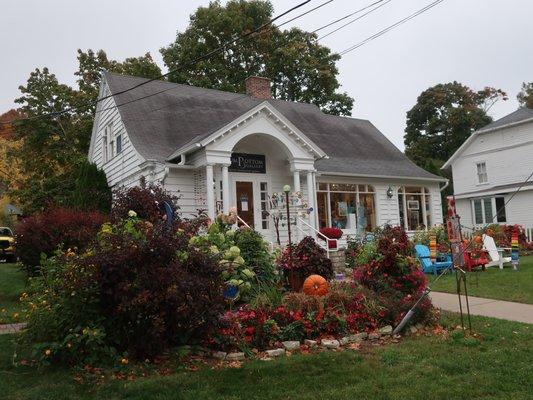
[429,255,533,304]
[0,312,531,400]
[0,263,26,324]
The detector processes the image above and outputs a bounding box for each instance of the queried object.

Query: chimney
[245,76,272,99]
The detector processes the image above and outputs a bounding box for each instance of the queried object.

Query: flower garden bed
[11,183,435,368]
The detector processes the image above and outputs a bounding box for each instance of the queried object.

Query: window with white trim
[102,132,108,163]
[471,196,506,225]
[476,162,488,184]
[107,123,115,160]
[398,187,431,231]
[316,183,376,231]
[116,133,123,154]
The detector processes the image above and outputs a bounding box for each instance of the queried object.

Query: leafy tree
[9,50,160,213]
[404,82,507,168]
[160,0,353,115]
[517,82,533,109]
[404,82,507,210]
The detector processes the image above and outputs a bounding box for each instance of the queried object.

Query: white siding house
[443,107,533,234]
[89,72,445,245]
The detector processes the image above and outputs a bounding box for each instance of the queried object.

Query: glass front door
[236,181,254,228]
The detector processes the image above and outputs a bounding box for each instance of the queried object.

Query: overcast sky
[1,0,531,150]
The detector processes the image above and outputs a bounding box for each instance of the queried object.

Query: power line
[339,0,445,56]
[0,0,313,126]
[312,0,389,37]
[317,0,392,41]
[277,0,334,29]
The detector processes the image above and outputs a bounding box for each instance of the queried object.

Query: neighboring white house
[443,107,533,232]
[89,72,445,244]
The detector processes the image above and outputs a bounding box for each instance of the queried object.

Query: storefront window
[316,183,376,231]
[398,187,431,230]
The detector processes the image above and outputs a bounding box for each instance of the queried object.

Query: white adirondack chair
[482,234,512,269]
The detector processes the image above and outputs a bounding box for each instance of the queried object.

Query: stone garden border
[209,324,412,362]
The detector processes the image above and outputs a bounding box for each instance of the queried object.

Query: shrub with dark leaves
[85,218,224,358]
[111,177,180,224]
[15,208,107,276]
[277,236,334,280]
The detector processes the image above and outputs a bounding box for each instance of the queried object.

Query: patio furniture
[482,234,512,269]
[463,249,489,271]
[414,244,453,276]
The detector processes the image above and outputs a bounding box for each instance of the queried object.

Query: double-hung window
[107,123,115,160]
[476,162,488,184]
[472,196,506,225]
[116,133,123,154]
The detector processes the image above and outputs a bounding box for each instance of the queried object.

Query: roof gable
[443,107,533,169]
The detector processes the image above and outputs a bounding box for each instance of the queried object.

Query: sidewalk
[0,322,26,335]
[430,292,533,324]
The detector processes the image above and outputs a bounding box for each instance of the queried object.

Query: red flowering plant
[354,225,431,325]
[319,227,343,249]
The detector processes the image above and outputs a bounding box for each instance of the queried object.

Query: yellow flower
[45,349,51,356]
[121,358,129,365]
[13,313,19,319]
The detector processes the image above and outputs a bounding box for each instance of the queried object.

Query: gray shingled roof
[479,107,533,132]
[104,72,443,181]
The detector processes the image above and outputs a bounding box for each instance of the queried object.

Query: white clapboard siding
[90,80,144,187]
[163,168,198,218]
[451,121,533,195]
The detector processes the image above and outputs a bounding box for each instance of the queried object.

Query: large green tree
[10,50,160,213]
[160,0,353,115]
[404,82,507,170]
[517,82,533,109]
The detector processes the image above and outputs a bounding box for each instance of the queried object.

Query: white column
[306,171,315,229]
[205,164,215,220]
[313,172,320,229]
[222,164,230,213]
[293,170,301,240]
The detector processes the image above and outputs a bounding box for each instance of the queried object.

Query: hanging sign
[229,153,266,173]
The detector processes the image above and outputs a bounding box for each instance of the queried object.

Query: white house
[89,72,445,244]
[443,107,533,233]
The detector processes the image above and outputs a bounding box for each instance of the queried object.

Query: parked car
[0,227,15,263]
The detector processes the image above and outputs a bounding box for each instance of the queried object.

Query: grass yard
[0,263,26,324]
[429,255,533,304]
[0,312,531,400]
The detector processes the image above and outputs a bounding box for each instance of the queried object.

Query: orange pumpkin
[303,274,328,296]
[473,235,482,244]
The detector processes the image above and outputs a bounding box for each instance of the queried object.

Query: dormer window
[476,162,488,184]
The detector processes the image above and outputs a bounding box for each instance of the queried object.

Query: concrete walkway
[0,322,26,335]
[430,292,533,324]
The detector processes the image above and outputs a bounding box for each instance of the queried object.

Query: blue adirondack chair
[414,244,453,276]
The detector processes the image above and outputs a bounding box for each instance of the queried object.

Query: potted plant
[319,227,343,249]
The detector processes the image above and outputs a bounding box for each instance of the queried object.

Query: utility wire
[0,0,312,126]
[311,0,390,40]
[339,0,445,56]
[317,0,392,41]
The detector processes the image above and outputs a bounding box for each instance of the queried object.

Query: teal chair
[414,244,453,276]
